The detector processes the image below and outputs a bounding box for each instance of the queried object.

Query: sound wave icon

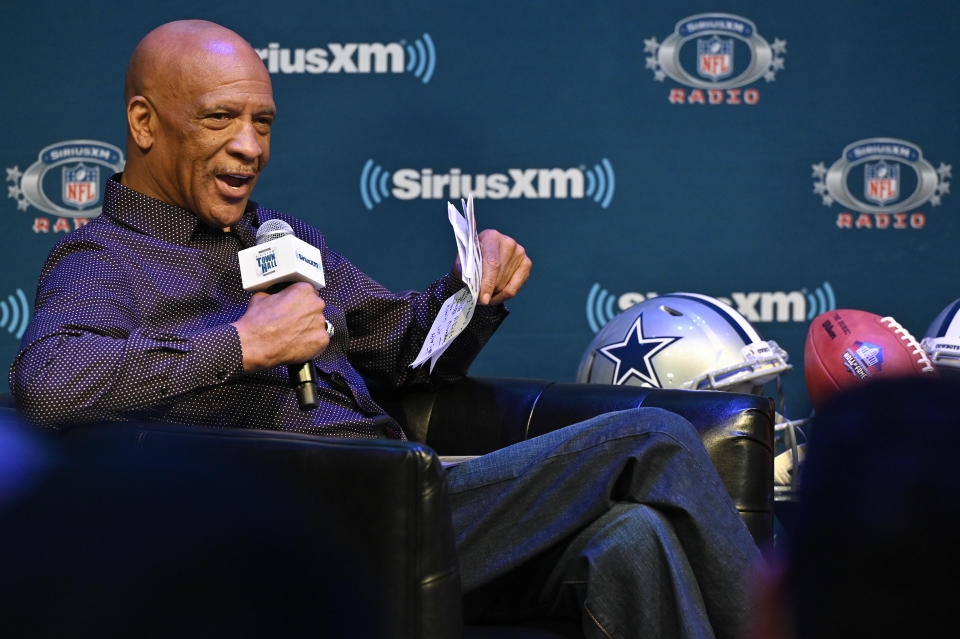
[584,159,616,209]
[404,33,437,84]
[360,159,392,210]
[805,281,836,320]
[0,288,30,340]
[586,282,619,333]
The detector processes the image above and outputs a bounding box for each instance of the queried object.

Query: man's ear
[126,96,155,151]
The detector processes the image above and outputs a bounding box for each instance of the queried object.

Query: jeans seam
[542,430,653,463]
[584,602,616,639]
[448,427,694,496]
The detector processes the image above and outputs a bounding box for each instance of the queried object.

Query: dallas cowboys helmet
[921,297,960,375]
[576,292,792,394]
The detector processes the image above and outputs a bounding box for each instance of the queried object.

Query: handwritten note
[411,195,482,371]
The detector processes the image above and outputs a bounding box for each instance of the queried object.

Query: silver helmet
[922,297,960,373]
[577,292,792,394]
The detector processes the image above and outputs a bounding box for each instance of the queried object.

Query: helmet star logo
[598,314,680,387]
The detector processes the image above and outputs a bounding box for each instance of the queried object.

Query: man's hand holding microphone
[232,281,330,373]
[232,219,330,409]
[230,219,531,410]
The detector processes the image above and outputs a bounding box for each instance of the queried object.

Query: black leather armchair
[0,378,773,639]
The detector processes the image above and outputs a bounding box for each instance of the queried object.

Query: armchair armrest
[2,417,462,639]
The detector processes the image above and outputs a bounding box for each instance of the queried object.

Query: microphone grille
[255,219,294,245]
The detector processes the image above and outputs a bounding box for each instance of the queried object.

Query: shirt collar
[102,174,259,245]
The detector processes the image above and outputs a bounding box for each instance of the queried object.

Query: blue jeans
[445,407,760,639]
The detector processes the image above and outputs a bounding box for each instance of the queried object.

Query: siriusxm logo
[360,159,615,210]
[7,140,125,218]
[812,137,951,229]
[644,13,786,105]
[585,282,836,332]
[0,288,30,340]
[296,251,320,270]
[254,33,436,83]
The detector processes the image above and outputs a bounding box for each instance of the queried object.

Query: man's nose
[227,120,263,160]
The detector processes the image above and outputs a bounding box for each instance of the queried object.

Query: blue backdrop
[3,0,958,419]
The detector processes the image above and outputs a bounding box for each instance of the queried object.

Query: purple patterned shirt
[9,176,506,438]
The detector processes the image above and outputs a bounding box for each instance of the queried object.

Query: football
[804,309,936,410]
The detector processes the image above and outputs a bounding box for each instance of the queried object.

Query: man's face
[148,44,275,228]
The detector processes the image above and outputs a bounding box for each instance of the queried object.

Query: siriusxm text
[296,252,320,270]
[43,147,118,162]
[255,42,404,74]
[619,291,809,323]
[392,168,586,200]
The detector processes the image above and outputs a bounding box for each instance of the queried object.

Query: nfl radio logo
[864,160,899,206]
[697,36,733,81]
[62,163,100,209]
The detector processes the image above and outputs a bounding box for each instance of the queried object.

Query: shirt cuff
[192,323,245,385]
[435,273,509,337]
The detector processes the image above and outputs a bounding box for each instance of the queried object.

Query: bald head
[121,20,276,229]
[125,20,267,104]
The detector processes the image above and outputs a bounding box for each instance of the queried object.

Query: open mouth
[218,173,254,189]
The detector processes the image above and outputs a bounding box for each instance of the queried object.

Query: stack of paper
[410,195,482,371]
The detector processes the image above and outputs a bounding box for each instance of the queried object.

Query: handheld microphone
[238,219,327,411]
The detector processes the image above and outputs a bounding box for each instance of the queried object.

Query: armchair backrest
[377,378,775,544]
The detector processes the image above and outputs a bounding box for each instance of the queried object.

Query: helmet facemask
[687,340,792,393]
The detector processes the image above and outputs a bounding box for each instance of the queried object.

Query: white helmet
[921,298,960,373]
[577,292,792,394]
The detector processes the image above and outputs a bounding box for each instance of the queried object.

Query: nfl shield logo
[697,36,733,81]
[864,160,900,205]
[62,163,100,209]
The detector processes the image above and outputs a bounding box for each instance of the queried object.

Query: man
[10,20,760,638]
[11,20,526,435]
